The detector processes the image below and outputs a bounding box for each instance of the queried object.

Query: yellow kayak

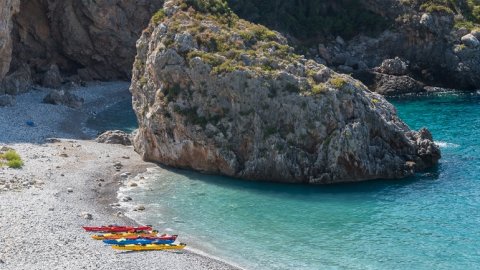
[111,243,187,251]
[91,231,159,240]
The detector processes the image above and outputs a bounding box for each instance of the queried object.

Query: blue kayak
[103,238,175,245]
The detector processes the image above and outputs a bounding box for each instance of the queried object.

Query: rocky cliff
[230,0,480,94]
[0,0,164,93]
[131,0,440,184]
[0,0,19,80]
[1,0,478,96]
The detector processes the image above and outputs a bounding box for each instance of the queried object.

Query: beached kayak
[82,225,152,233]
[111,243,187,251]
[92,232,174,240]
[103,238,176,245]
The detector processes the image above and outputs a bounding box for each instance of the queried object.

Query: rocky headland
[130,0,441,184]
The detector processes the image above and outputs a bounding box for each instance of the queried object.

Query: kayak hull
[111,243,187,251]
[83,225,152,233]
[103,239,176,245]
[92,233,177,241]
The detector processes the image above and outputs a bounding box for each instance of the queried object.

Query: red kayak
[82,225,153,233]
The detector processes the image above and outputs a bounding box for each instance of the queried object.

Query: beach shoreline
[0,82,240,270]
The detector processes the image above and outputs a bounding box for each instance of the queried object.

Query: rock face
[131,1,440,184]
[0,0,19,80]
[0,63,31,95]
[0,0,165,88]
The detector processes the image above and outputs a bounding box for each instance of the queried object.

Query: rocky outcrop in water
[131,0,440,184]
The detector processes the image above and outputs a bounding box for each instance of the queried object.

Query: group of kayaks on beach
[83,225,186,251]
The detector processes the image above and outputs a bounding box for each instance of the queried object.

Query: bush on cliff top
[144,0,360,94]
[420,0,480,29]
[185,0,233,16]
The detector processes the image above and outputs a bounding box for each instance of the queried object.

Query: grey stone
[42,64,63,88]
[128,182,138,187]
[471,29,480,40]
[376,57,408,76]
[461,34,480,48]
[96,130,131,146]
[43,89,84,109]
[134,205,145,211]
[0,64,31,95]
[80,212,93,220]
[372,72,426,96]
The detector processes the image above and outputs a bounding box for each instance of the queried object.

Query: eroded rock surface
[0,0,19,80]
[131,1,440,184]
[1,0,164,88]
[96,130,132,146]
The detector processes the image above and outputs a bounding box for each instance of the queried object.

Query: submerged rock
[131,0,440,184]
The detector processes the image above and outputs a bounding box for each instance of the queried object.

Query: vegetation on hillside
[419,0,480,29]
[228,0,390,42]
[141,0,360,101]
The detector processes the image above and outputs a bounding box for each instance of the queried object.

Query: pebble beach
[0,82,239,270]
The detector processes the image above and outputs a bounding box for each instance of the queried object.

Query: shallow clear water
[86,99,138,133]
[121,92,480,269]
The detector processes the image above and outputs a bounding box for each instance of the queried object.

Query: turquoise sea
[105,92,480,269]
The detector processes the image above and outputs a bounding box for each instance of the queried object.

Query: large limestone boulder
[96,130,132,146]
[131,0,440,184]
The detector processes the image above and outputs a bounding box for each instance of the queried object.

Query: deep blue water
[86,99,138,134]
[118,92,480,269]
